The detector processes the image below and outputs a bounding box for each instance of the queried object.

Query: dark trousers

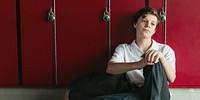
[92,62,170,100]
[69,62,170,100]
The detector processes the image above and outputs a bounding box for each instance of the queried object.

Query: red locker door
[20,0,54,86]
[56,0,108,86]
[167,0,200,88]
[0,0,18,85]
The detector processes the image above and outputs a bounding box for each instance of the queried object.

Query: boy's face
[134,14,158,38]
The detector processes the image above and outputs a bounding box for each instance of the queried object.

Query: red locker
[20,0,54,86]
[56,0,108,86]
[167,0,200,88]
[0,0,18,85]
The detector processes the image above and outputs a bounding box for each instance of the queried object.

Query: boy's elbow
[168,75,176,83]
[169,79,174,83]
[106,62,115,74]
[106,69,110,74]
[106,66,112,74]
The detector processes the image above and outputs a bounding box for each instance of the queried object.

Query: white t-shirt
[109,40,176,86]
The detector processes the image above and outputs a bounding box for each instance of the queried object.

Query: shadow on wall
[111,12,136,51]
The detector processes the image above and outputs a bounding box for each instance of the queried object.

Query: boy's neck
[135,38,152,53]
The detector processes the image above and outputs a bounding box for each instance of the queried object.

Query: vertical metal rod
[164,0,167,44]
[108,0,111,59]
[16,0,23,85]
[145,0,149,8]
[53,0,58,85]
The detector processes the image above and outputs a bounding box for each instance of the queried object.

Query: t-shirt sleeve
[109,44,125,62]
[163,45,176,73]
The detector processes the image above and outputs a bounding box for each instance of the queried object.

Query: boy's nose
[145,22,151,28]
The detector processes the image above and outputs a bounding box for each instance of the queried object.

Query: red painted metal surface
[0,0,199,88]
[167,0,200,88]
[20,0,54,86]
[0,0,18,85]
[56,0,108,86]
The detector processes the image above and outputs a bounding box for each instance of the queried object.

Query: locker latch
[48,7,55,22]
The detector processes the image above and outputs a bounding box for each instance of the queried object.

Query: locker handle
[48,7,55,22]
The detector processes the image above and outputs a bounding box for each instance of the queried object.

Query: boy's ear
[133,23,136,28]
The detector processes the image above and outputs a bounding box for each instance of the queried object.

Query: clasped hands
[140,50,164,66]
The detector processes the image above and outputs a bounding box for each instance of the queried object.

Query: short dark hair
[133,7,161,29]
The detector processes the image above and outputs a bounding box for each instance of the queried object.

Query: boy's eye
[141,19,146,22]
[151,23,156,26]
